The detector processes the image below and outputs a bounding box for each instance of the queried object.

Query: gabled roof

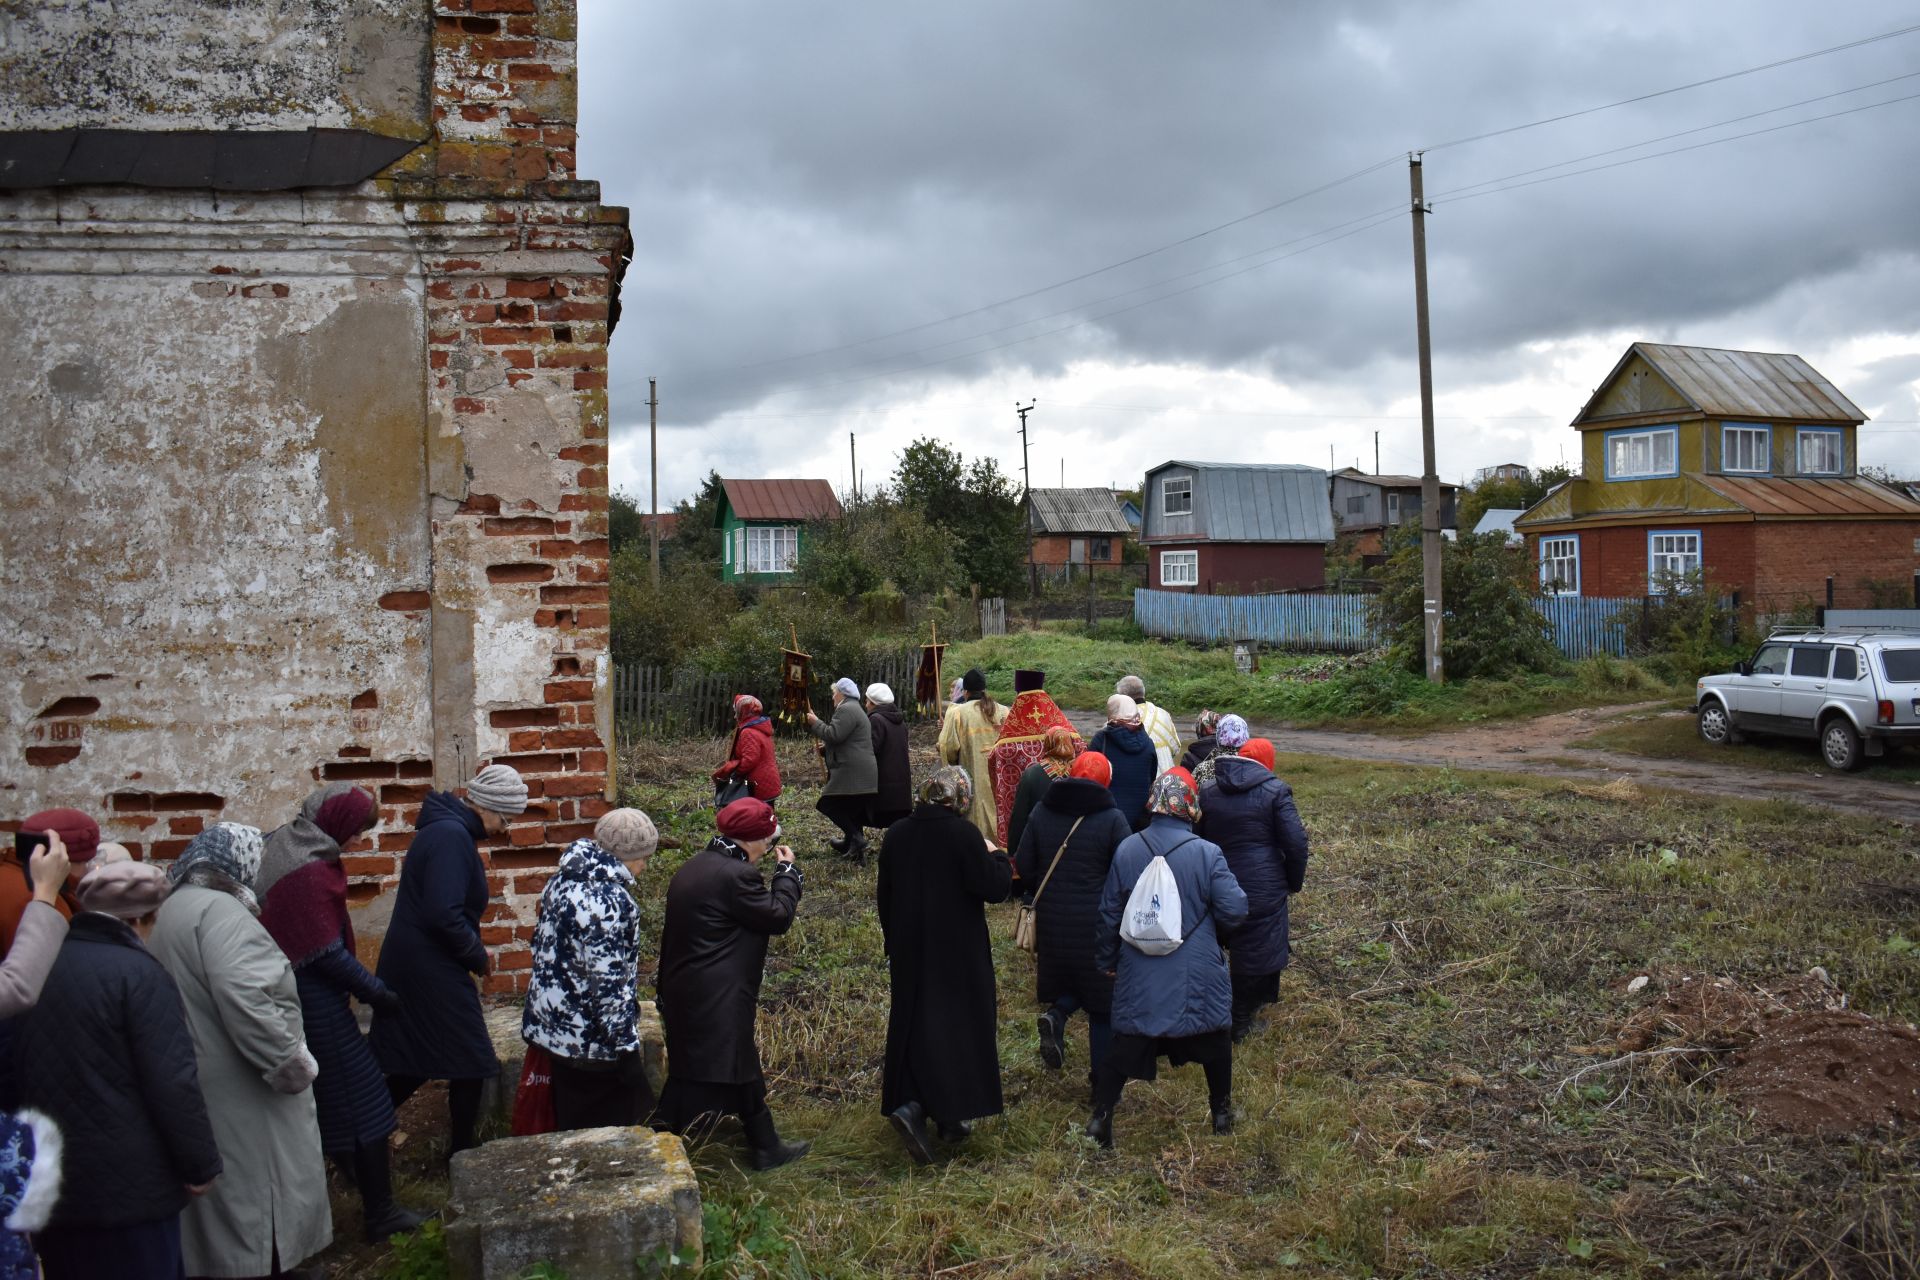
[1027,488,1131,534]
[1333,467,1458,491]
[1695,474,1920,518]
[1574,343,1866,426]
[1473,508,1525,539]
[716,478,842,524]
[1144,460,1334,543]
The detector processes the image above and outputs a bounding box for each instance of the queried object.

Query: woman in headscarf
[149,823,333,1280]
[257,784,421,1244]
[1088,694,1157,833]
[987,670,1083,853]
[808,677,880,861]
[1180,710,1222,774]
[1087,771,1247,1151]
[877,766,1013,1163]
[1014,751,1131,1082]
[936,669,1009,846]
[523,809,660,1131]
[864,683,913,835]
[1004,724,1078,864]
[1197,736,1307,1042]
[1191,713,1249,791]
[713,694,781,805]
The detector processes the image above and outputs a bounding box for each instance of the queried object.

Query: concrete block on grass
[482,999,666,1122]
[446,1126,701,1279]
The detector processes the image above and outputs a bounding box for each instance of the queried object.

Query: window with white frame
[733,526,745,568]
[1648,530,1701,590]
[1387,492,1401,522]
[1797,429,1842,475]
[1160,550,1198,586]
[744,525,799,574]
[1539,536,1580,595]
[1722,424,1770,473]
[1606,427,1678,479]
[1162,476,1193,516]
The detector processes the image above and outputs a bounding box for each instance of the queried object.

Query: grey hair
[1115,675,1146,699]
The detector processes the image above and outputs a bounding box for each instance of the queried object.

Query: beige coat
[937,698,1010,844]
[0,900,67,1018]
[151,885,333,1277]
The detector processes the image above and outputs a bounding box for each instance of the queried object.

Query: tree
[797,496,962,598]
[609,489,643,557]
[889,437,1026,595]
[1376,526,1560,680]
[1457,464,1573,534]
[664,470,726,569]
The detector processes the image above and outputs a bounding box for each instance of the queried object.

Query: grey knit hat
[594,808,658,861]
[78,860,172,919]
[467,763,529,815]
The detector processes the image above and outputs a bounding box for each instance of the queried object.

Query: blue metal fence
[1133,589,1647,659]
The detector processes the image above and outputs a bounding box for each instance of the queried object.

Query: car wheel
[1820,718,1863,772]
[1697,700,1733,746]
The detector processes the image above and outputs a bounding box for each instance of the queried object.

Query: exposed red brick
[378,590,432,611]
[543,679,595,702]
[151,839,191,860]
[573,607,609,629]
[578,796,613,819]
[351,688,379,710]
[378,832,411,852]
[110,791,154,812]
[24,745,80,767]
[550,656,582,677]
[573,371,608,391]
[495,752,569,774]
[579,750,607,773]
[36,696,100,719]
[380,784,430,806]
[490,707,560,728]
[153,792,225,813]
[480,924,513,946]
[505,279,551,298]
[483,516,556,536]
[486,562,555,584]
[501,348,536,369]
[507,729,543,752]
[343,855,396,878]
[539,586,606,606]
[493,849,555,869]
[322,761,397,781]
[458,493,503,515]
[397,759,434,778]
[337,745,371,759]
[168,817,203,836]
[544,728,599,749]
[508,825,545,847]
[546,822,595,844]
[541,775,603,798]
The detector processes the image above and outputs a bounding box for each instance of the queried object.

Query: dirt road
[1063,702,1920,823]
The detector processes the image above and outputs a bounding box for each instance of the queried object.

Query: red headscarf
[734,694,765,724]
[1068,752,1112,786]
[1242,738,1276,770]
[312,787,376,846]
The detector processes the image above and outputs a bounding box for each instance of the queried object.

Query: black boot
[1036,1009,1065,1071]
[1211,1107,1235,1135]
[1085,1110,1114,1150]
[888,1101,935,1164]
[742,1106,809,1171]
[937,1119,973,1143]
[354,1141,430,1243]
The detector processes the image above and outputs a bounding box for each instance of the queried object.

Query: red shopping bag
[510,1043,556,1136]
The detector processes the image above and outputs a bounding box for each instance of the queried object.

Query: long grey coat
[809,697,878,797]
[151,884,333,1277]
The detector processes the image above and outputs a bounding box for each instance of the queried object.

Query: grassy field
[944,630,1683,731]
[588,726,1920,1280]
[1570,706,1920,783]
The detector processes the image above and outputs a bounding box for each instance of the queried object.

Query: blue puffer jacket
[1196,755,1310,978]
[1095,816,1248,1039]
[1090,724,1158,832]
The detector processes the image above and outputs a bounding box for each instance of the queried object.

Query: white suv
[1694,627,1920,770]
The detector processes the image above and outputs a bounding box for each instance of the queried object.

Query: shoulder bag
[1014,816,1085,953]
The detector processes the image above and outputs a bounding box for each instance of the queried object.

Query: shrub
[1376,527,1561,681]
[1637,569,1754,684]
[609,551,732,668]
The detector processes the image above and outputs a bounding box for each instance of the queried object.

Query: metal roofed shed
[1026,487,1131,534]
[713,478,843,524]
[713,478,843,583]
[1140,461,1333,593]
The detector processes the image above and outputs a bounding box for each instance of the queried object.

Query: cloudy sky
[578,3,1920,508]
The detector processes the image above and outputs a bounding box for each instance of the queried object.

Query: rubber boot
[1037,1009,1065,1070]
[888,1101,934,1164]
[1085,1110,1114,1150]
[742,1106,809,1171]
[354,1141,430,1243]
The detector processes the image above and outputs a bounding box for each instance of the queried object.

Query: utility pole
[1016,400,1036,594]
[1374,431,1380,475]
[648,377,660,588]
[849,432,858,502]
[1409,154,1444,684]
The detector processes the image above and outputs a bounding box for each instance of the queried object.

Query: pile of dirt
[1725,1011,1920,1134]
[1613,972,1845,1055]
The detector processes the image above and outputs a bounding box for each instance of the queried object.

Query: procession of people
[0,665,1307,1273]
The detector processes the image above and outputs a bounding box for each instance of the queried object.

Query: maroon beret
[15,808,100,863]
[716,797,778,842]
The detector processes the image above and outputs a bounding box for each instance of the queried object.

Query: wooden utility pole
[648,377,660,588]
[1016,400,1036,594]
[1409,155,1444,683]
[849,432,858,502]
[1374,430,1380,475]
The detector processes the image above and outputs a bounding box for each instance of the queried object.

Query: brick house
[1140,461,1334,592]
[1515,343,1920,614]
[1328,467,1459,557]
[1026,488,1131,568]
[715,478,843,583]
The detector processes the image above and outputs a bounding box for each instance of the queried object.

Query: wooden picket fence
[613,647,934,738]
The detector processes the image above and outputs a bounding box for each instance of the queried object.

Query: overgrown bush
[609,552,735,668]
[1638,569,1755,684]
[796,497,962,598]
[1376,527,1561,681]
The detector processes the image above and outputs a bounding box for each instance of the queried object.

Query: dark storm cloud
[579,1,1920,494]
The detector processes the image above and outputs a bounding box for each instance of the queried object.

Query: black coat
[868,705,913,826]
[1004,762,1053,863]
[370,792,499,1079]
[1089,725,1157,831]
[1013,778,1131,1015]
[656,842,802,1085]
[13,913,222,1228]
[877,804,1012,1122]
[1180,735,1217,774]
[298,942,397,1153]
[1196,755,1310,977]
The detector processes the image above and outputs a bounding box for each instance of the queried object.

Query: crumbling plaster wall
[0,0,625,990]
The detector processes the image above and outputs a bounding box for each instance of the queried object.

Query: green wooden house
[714,478,843,583]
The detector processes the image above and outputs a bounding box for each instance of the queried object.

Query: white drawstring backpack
[1120,852,1185,956]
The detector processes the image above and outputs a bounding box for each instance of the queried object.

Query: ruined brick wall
[0,0,626,990]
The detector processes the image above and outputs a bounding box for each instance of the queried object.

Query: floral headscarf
[169,822,267,912]
[734,694,765,724]
[1147,769,1202,825]
[1194,709,1222,738]
[919,765,974,815]
[1040,725,1079,777]
[1215,714,1250,750]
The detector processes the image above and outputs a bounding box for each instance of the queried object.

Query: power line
[1420,20,1920,152]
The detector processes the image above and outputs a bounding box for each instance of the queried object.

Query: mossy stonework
[0,0,628,988]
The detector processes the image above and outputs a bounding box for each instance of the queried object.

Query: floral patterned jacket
[521,840,641,1062]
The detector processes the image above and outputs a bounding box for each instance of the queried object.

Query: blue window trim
[1537,531,1581,596]
[1602,425,1680,481]
[1720,422,1771,474]
[1795,426,1844,475]
[1646,527,1702,594]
